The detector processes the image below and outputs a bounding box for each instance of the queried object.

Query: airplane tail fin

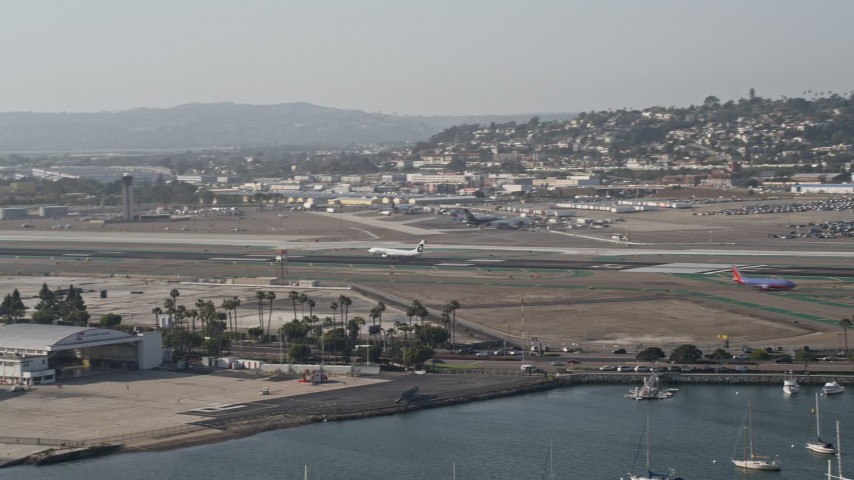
[732,266,744,284]
[462,209,478,223]
[415,240,425,254]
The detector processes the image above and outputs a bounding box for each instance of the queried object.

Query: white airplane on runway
[368,240,425,259]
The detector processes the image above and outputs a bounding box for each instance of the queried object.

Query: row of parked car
[602,364,750,373]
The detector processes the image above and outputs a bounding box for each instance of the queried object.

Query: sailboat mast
[837,420,844,479]
[748,399,756,460]
[646,415,652,471]
[816,392,823,439]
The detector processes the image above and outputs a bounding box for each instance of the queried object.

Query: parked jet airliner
[732,266,796,291]
[368,240,425,259]
[460,208,505,227]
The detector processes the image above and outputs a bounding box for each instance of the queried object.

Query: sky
[2,0,853,116]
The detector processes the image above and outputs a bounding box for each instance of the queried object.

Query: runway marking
[434,263,474,267]
[191,403,248,413]
[61,254,92,257]
[468,259,506,263]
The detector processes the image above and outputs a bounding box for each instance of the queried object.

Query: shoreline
[5,371,854,468]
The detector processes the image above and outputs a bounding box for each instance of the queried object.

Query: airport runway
[1,246,853,278]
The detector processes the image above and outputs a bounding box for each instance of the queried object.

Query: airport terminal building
[0,324,162,386]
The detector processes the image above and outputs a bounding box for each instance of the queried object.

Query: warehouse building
[0,324,162,386]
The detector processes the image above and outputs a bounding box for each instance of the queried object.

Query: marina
[2,383,853,480]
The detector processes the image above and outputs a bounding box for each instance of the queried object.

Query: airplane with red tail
[732,266,796,291]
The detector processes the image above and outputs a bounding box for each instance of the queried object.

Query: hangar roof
[0,324,140,353]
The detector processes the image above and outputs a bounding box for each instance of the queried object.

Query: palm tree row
[150,288,463,365]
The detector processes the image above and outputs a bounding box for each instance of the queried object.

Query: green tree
[1,289,26,324]
[414,323,449,347]
[99,313,122,328]
[247,326,264,343]
[749,349,771,361]
[322,328,348,355]
[403,343,434,368]
[795,350,817,369]
[636,347,666,362]
[706,348,731,362]
[289,344,311,363]
[281,319,310,346]
[669,344,702,364]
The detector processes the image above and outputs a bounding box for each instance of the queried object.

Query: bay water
[3,383,853,479]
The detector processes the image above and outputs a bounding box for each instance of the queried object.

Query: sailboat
[807,392,837,454]
[825,421,850,480]
[731,399,781,470]
[628,415,684,480]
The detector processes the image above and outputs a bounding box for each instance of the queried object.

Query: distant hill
[0,102,575,152]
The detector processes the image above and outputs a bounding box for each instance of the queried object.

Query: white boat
[782,371,799,395]
[625,373,678,400]
[628,415,684,480]
[823,381,846,395]
[732,399,781,471]
[807,392,837,455]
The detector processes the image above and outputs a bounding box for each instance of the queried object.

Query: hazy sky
[2,0,853,116]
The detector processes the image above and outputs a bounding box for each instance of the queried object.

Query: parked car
[612,348,627,354]
[565,359,581,364]
[493,349,506,356]
[475,352,490,358]
[774,356,793,363]
[733,365,750,372]
[550,361,565,366]
[819,355,840,362]
[634,365,652,372]
[616,365,633,372]
[599,365,617,371]
[732,353,750,360]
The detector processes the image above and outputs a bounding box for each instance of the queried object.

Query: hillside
[0,103,574,152]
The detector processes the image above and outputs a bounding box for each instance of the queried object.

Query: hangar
[0,324,162,386]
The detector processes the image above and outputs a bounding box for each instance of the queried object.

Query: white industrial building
[0,324,162,386]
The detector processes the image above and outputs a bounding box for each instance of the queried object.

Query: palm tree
[255,291,266,331]
[338,295,352,328]
[187,308,199,332]
[298,293,308,317]
[265,291,277,342]
[220,298,234,335]
[329,302,339,326]
[372,301,386,326]
[307,298,316,317]
[840,317,852,357]
[415,301,428,325]
[289,291,300,320]
[445,300,460,349]
[231,296,241,336]
[151,307,162,329]
[169,288,180,316]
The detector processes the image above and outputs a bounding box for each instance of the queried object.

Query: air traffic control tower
[121,174,133,221]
